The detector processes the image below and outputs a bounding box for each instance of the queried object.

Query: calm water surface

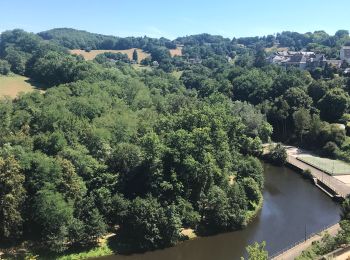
[98,163,341,260]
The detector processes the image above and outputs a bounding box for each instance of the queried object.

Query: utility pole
[304,224,307,241]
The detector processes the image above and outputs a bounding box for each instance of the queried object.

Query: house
[340,46,350,63]
[188,57,202,64]
[344,68,350,74]
[267,51,326,70]
[326,59,343,69]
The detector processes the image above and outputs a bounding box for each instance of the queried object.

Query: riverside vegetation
[0,28,349,258]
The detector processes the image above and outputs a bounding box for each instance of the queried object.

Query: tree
[198,185,232,232]
[0,155,25,240]
[284,87,313,113]
[267,143,287,166]
[232,69,273,105]
[71,196,106,245]
[254,45,267,68]
[236,157,264,189]
[4,47,27,75]
[33,189,74,252]
[240,177,262,208]
[242,241,268,260]
[0,59,11,75]
[318,88,350,122]
[119,196,181,250]
[132,49,138,63]
[293,108,311,143]
[338,196,350,244]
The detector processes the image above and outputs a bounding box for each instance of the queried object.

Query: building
[326,59,343,69]
[267,51,327,70]
[340,46,350,63]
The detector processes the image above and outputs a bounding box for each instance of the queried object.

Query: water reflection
[97,163,340,260]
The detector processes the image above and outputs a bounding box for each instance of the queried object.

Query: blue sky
[1,0,349,39]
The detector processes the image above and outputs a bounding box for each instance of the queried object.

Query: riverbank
[271,223,340,260]
[263,143,350,199]
[284,145,350,199]
[50,199,264,260]
[4,191,264,259]
[2,162,338,260]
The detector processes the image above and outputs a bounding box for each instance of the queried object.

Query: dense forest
[0,28,349,256]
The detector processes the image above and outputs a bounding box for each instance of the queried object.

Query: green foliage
[3,26,350,257]
[132,49,138,62]
[0,59,11,75]
[266,143,287,166]
[236,156,264,189]
[119,196,181,250]
[293,108,311,143]
[240,177,262,208]
[242,241,268,260]
[318,88,350,122]
[33,189,74,252]
[0,155,25,240]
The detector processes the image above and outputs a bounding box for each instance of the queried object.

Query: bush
[266,143,287,166]
[0,59,11,75]
[322,141,338,158]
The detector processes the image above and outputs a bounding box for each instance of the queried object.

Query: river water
[98,163,341,260]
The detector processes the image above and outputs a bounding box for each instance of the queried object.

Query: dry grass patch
[181,228,197,239]
[0,75,44,99]
[264,46,288,53]
[169,46,183,57]
[70,48,150,63]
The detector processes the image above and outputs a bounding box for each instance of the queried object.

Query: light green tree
[242,241,268,260]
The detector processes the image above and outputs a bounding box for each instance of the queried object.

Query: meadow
[0,75,43,98]
[70,48,149,62]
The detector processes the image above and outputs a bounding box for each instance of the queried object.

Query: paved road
[285,146,350,198]
[272,223,340,260]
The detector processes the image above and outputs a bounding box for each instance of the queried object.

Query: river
[97,163,341,260]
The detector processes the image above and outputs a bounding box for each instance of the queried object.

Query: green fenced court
[297,155,350,176]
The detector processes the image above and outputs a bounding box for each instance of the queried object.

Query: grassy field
[264,46,288,53]
[70,48,150,63]
[0,75,43,98]
[132,63,152,72]
[297,155,350,175]
[169,46,183,57]
[171,70,183,79]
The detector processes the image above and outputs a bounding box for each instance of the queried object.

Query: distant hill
[38,28,350,60]
[38,28,176,51]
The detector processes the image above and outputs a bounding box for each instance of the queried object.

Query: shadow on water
[95,162,341,260]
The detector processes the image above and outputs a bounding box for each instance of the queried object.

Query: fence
[269,222,339,259]
[289,157,347,198]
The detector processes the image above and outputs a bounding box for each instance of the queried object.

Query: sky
[1,0,350,39]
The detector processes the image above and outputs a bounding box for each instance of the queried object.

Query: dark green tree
[119,196,181,250]
[132,49,138,62]
[0,155,25,240]
[318,88,350,122]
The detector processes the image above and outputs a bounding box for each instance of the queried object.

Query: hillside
[0,27,350,259]
[70,48,150,62]
[0,75,43,98]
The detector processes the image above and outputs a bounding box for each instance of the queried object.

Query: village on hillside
[267,45,350,73]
